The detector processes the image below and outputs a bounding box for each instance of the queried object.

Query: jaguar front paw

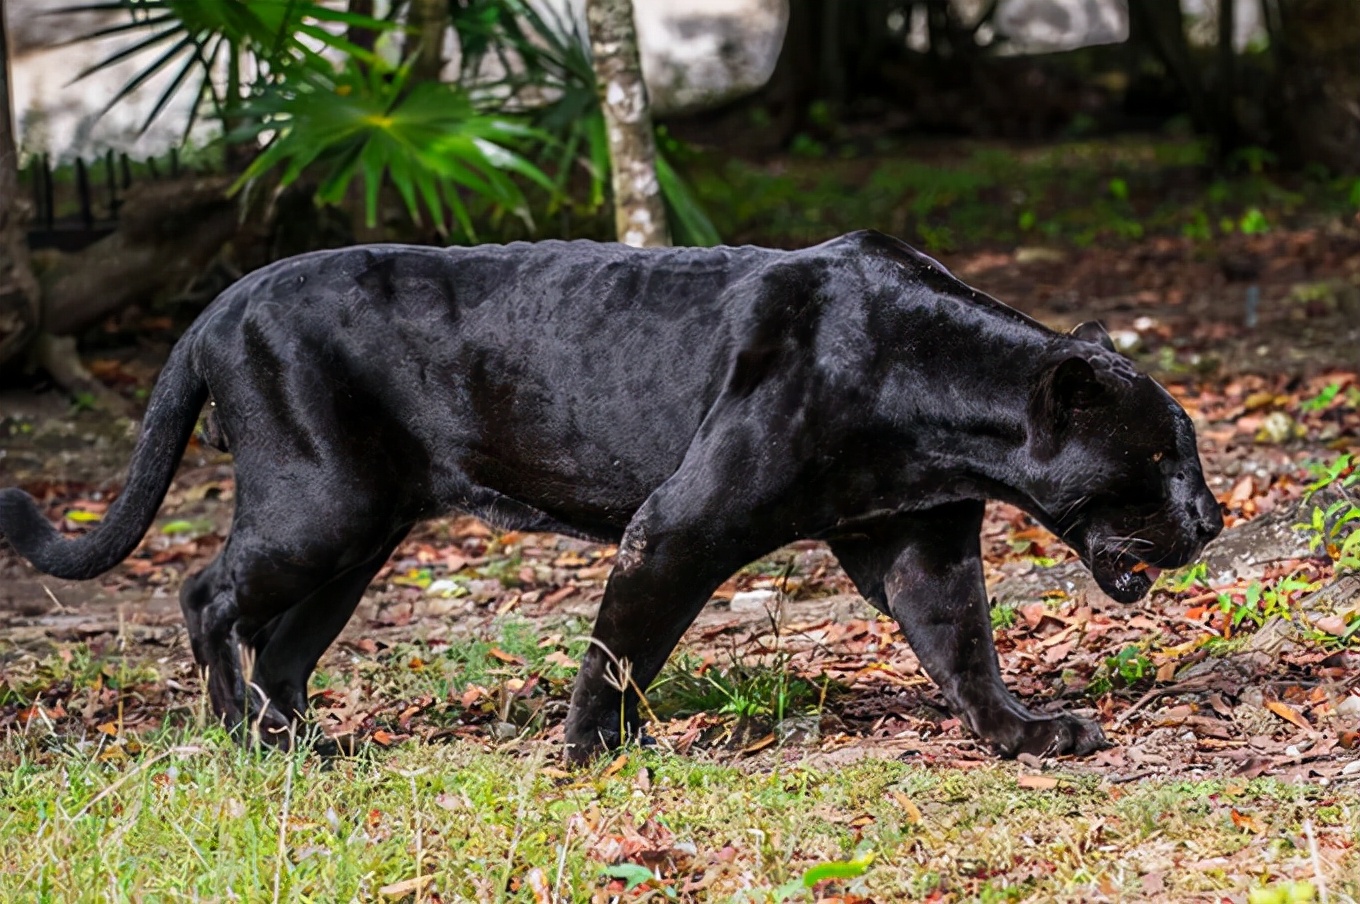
[989,712,1109,759]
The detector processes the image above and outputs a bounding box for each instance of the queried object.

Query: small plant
[1157,561,1210,594]
[1182,209,1213,241]
[1299,382,1342,413]
[1296,454,1360,573]
[990,602,1018,630]
[1217,575,1320,630]
[1088,644,1154,697]
[1238,207,1270,235]
[690,664,822,724]
[234,60,556,238]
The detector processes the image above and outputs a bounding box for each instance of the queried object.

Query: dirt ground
[2,228,1359,783]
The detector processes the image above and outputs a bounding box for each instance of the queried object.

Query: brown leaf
[740,733,777,754]
[1017,774,1059,790]
[487,647,525,665]
[890,790,922,824]
[540,586,576,609]
[379,875,433,898]
[1230,808,1265,834]
[524,868,551,904]
[601,754,629,778]
[1264,699,1312,732]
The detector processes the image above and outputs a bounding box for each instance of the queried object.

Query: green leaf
[601,863,654,891]
[657,151,720,246]
[801,851,875,887]
[65,510,102,524]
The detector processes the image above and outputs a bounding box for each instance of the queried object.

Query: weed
[1239,207,1271,235]
[1088,644,1154,697]
[1217,575,1320,631]
[1157,561,1211,594]
[1299,382,1342,413]
[1296,453,1360,574]
[990,602,1019,630]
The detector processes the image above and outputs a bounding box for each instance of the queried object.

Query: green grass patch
[683,137,1357,251]
[1,730,1355,902]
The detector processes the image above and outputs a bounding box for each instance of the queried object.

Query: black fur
[0,231,1222,760]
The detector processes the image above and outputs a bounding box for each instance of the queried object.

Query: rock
[633,0,786,116]
[729,589,778,613]
[1014,246,1067,265]
[1334,695,1360,720]
[1109,329,1141,354]
[1203,507,1313,584]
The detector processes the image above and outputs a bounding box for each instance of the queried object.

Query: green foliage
[62,0,718,244]
[1295,455,1360,577]
[1300,382,1343,413]
[602,862,661,892]
[990,602,1018,630]
[1087,644,1154,697]
[445,0,719,245]
[1156,561,1210,594]
[665,662,822,724]
[65,0,390,138]
[234,60,555,238]
[801,851,874,887]
[1238,206,1270,235]
[1107,645,1153,684]
[1217,574,1321,631]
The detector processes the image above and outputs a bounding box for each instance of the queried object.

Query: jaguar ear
[1069,320,1115,352]
[1029,354,1110,458]
[1050,356,1108,410]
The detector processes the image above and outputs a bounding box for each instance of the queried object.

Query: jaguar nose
[1191,490,1224,543]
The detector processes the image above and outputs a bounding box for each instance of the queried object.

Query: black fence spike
[75,157,94,231]
[41,153,54,232]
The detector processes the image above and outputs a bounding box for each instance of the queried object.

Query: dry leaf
[524,868,551,904]
[487,647,526,665]
[1264,699,1312,732]
[740,733,777,754]
[379,875,433,898]
[1017,774,1060,790]
[890,790,922,823]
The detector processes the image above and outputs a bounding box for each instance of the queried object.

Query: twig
[1113,675,1219,727]
[272,753,296,904]
[1303,818,1329,904]
[71,746,202,821]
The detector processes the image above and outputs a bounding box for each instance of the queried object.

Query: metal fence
[23,149,188,253]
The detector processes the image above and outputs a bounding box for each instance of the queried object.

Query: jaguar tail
[0,337,207,580]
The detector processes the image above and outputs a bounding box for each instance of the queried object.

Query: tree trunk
[407,0,448,84]
[759,0,821,146]
[1128,0,1212,135]
[1267,0,1360,173]
[1215,0,1240,152]
[586,0,668,247]
[0,0,40,369]
[347,0,378,56]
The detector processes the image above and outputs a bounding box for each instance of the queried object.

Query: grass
[2,727,1355,902]
[3,619,1358,902]
[683,136,1359,252]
